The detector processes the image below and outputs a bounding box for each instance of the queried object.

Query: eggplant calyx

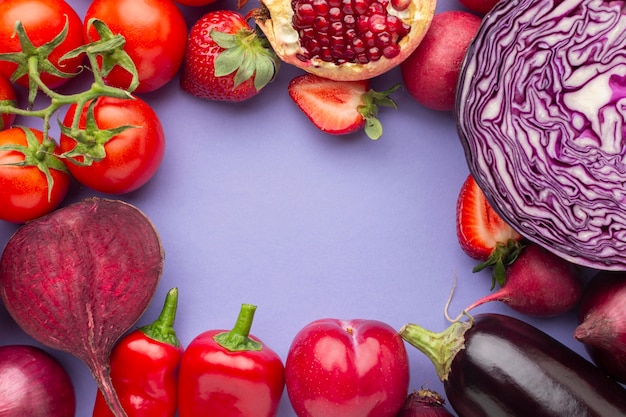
[399,319,472,381]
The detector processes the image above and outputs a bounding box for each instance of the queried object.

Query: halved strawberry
[456,173,524,286]
[180,10,280,102]
[287,73,399,140]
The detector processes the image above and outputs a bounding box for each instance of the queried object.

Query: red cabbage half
[456,0,626,270]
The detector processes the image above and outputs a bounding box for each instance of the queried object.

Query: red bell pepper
[178,303,285,417]
[285,318,410,417]
[92,287,183,417]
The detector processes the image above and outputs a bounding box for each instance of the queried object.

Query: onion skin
[0,198,164,417]
[456,0,626,270]
[574,271,626,384]
[0,345,76,417]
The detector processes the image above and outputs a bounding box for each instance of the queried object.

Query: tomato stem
[214,303,263,352]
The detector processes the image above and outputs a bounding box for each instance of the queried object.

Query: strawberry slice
[456,173,524,286]
[287,73,398,140]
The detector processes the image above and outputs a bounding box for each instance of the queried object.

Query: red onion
[574,271,626,384]
[0,345,76,417]
[396,389,455,417]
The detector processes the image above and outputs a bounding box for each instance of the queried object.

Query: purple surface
[0,0,597,416]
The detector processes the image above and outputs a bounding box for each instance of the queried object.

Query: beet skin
[0,198,164,417]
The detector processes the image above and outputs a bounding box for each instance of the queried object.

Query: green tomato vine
[0,18,140,199]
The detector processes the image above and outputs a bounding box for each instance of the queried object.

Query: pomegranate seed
[391,0,410,10]
[341,0,354,14]
[376,31,391,47]
[329,7,342,21]
[320,48,333,61]
[368,2,384,15]
[354,0,369,14]
[368,14,387,33]
[292,0,411,65]
[382,43,400,58]
[313,0,330,14]
[368,46,381,60]
[330,21,344,35]
[294,3,316,25]
[352,38,366,53]
[314,16,330,32]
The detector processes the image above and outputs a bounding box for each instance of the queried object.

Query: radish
[449,243,583,318]
[574,271,626,384]
[0,198,164,417]
[400,11,482,111]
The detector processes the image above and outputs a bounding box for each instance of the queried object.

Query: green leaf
[210,27,280,94]
[0,126,68,202]
[59,100,138,166]
[0,18,80,106]
[214,46,246,77]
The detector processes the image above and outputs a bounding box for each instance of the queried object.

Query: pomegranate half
[254,0,436,80]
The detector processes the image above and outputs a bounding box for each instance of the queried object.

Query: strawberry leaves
[358,85,400,140]
[211,27,279,92]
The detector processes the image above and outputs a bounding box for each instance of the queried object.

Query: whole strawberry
[181,10,280,102]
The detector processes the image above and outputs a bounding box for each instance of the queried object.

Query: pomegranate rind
[255,0,436,81]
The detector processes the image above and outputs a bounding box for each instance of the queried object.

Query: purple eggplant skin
[400,314,626,417]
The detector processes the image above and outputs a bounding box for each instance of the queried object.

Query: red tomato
[0,0,84,89]
[59,96,165,194]
[84,0,188,93]
[285,318,410,417]
[0,127,70,223]
[0,75,17,130]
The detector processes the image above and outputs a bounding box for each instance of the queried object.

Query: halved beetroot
[0,198,164,417]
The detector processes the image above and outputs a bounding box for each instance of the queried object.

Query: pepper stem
[139,287,181,347]
[399,320,471,382]
[214,303,263,352]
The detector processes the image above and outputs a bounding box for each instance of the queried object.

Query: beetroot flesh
[0,198,164,417]
[465,243,583,316]
[574,271,626,384]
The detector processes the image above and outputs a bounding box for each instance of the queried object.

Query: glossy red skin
[84,0,188,94]
[401,11,482,111]
[0,0,84,89]
[0,74,17,130]
[178,329,285,417]
[59,96,165,194]
[458,0,499,16]
[285,319,410,417]
[0,127,70,223]
[576,271,626,384]
[92,330,183,417]
[181,10,259,102]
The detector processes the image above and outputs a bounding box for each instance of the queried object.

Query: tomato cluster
[0,0,187,223]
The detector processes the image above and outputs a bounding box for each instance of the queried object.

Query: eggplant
[400,314,626,416]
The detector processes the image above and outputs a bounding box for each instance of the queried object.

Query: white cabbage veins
[457,0,626,270]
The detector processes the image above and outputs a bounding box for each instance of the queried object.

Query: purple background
[0,0,598,415]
